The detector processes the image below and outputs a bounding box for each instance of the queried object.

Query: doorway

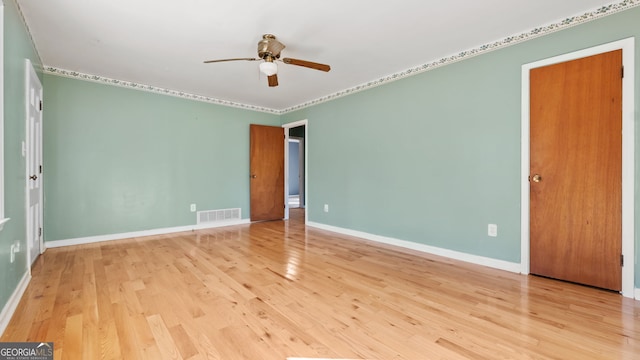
[25,59,44,266]
[520,38,635,297]
[288,136,305,209]
[283,120,308,223]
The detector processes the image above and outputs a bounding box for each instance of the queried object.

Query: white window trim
[0,2,8,231]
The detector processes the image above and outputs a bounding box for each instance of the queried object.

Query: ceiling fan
[203,34,331,87]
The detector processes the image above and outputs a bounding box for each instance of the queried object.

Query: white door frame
[25,59,44,268]
[520,38,635,298]
[282,119,308,223]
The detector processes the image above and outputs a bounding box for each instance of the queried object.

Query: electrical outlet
[190,204,196,212]
[488,224,498,237]
[324,204,329,213]
[13,240,20,252]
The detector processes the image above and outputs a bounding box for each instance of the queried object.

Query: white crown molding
[43,0,639,115]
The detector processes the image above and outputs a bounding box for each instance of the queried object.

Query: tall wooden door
[26,59,44,266]
[250,124,284,221]
[529,50,622,291]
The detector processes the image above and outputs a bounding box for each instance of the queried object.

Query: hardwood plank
[81,271,99,360]
[2,209,639,359]
[62,314,82,360]
[112,302,144,359]
[168,324,198,359]
[146,314,182,360]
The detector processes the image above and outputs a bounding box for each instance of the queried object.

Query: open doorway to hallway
[288,125,305,209]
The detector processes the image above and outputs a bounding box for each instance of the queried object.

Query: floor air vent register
[196,208,241,225]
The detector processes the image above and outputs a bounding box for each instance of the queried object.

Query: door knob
[251,175,257,179]
[531,174,542,183]
[29,175,38,180]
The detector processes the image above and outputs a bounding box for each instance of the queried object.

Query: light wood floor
[2,209,639,359]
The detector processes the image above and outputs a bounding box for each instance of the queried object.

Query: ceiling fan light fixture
[259,61,278,76]
[203,34,331,87]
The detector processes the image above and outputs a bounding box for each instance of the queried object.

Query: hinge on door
[620,254,624,266]
[39,100,43,111]
[621,66,624,78]
[38,227,42,237]
[39,165,42,174]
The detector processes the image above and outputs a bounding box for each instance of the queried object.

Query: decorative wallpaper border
[44,0,640,115]
[43,67,282,114]
[281,0,640,113]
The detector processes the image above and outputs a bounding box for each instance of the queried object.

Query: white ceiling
[16,0,625,112]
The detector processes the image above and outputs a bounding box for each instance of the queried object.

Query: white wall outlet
[10,245,15,263]
[324,204,329,213]
[13,240,20,253]
[488,224,498,237]
[190,204,197,212]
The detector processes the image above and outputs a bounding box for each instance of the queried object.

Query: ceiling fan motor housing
[258,34,285,60]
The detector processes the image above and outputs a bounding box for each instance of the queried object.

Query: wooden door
[530,50,622,291]
[250,124,285,221]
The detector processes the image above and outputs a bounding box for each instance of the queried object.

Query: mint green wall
[282,7,640,285]
[43,75,280,241]
[1,0,42,315]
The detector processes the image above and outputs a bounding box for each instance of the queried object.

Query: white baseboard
[307,221,522,274]
[0,271,31,337]
[47,219,251,248]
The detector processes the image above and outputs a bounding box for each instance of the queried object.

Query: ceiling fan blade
[203,57,258,64]
[282,58,330,72]
[268,74,278,87]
